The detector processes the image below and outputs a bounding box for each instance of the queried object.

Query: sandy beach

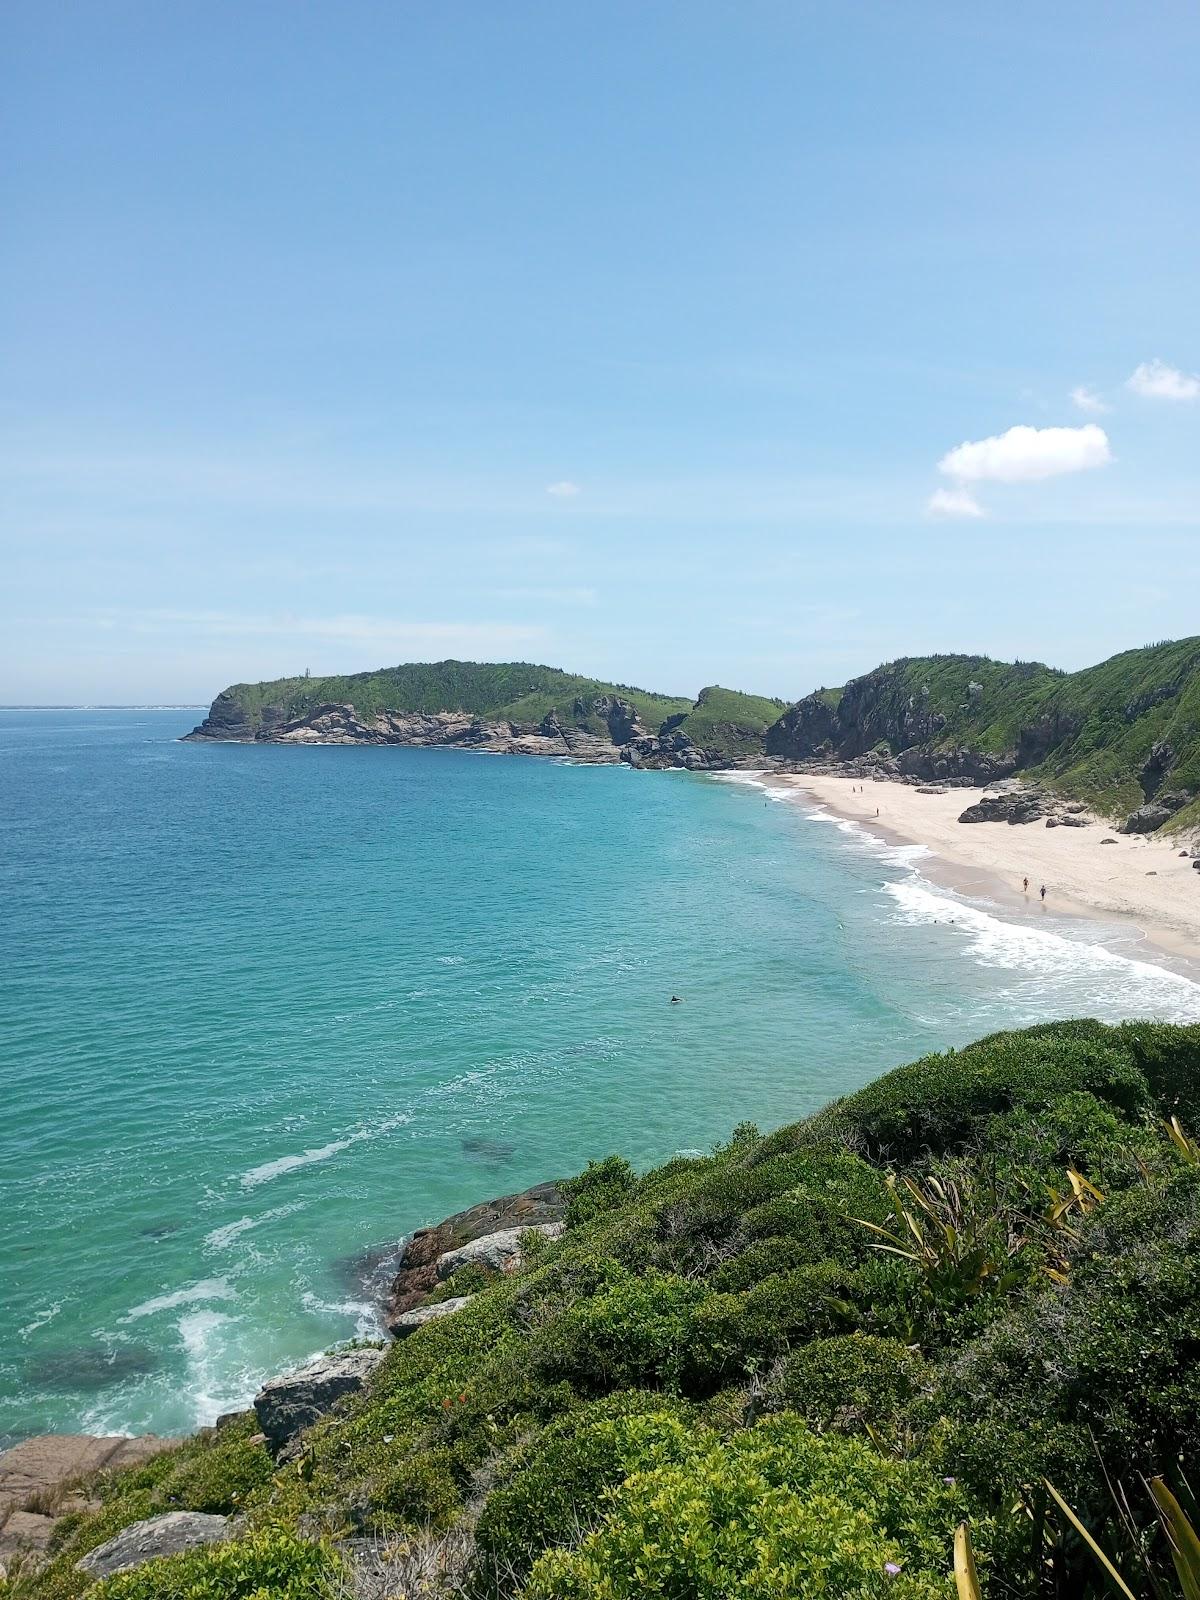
[767,774,1200,969]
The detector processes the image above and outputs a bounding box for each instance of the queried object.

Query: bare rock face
[958,790,1050,826]
[435,1221,565,1281]
[253,1347,387,1456]
[390,1297,474,1338]
[77,1512,229,1578]
[1121,803,1176,835]
[385,1181,564,1333]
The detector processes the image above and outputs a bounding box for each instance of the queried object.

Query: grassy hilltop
[15,1019,1200,1600]
[772,636,1200,829]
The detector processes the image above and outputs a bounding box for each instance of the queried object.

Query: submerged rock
[253,1348,386,1456]
[77,1512,228,1577]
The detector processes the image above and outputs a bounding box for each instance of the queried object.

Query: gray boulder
[391,1296,473,1337]
[1122,803,1175,835]
[435,1221,565,1281]
[253,1347,386,1455]
[78,1512,228,1577]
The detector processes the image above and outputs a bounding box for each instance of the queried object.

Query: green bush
[474,1395,697,1588]
[91,1529,339,1599]
[765,1334,926,1433]
[523,1417,972,1599]
[531,1265,706,1393]
[372,1446,461,1531]
[808,1022,1153,1162]
[562,1156,638,1227]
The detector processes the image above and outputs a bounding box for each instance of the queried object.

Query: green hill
[768,637,1200,830]
[192,660,694,739]
[22,1020,1200,1600]
[662,684,788,761]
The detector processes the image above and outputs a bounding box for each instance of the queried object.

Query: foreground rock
[435,1221,565,1280]
[385,1181,564,1332]
[390,1297,474,1337]
[959,790,1052,826]
[77,1512,228,1578]
[253,1348,387,1456]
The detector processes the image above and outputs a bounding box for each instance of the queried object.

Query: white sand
[766,774,1200,967]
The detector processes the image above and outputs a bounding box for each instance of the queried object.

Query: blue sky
[3,2,1198,704]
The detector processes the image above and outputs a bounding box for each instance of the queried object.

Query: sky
[2,1,1199,705]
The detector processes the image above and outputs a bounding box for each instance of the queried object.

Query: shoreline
[758,772,1200,973]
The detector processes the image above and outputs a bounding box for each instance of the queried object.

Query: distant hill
[768,637,1200,832]
[188,639,1200,832]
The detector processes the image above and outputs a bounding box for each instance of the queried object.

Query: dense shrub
[473,1395,697,1588]
[372,1446,461,1531]
[764,1334,926,1433]
[562,1156,638,1227]
[531,1265,705,1393]
[90,1529,340,1599]
[524,1418,973,1599]
[808,1022,1153,1162]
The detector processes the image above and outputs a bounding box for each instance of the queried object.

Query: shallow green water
[2,709,1197,1442]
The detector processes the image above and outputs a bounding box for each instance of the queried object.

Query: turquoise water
[3,709,1199,1444]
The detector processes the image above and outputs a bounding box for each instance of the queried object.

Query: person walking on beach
[1023,876,1029,893]
[1040,884,1047,902]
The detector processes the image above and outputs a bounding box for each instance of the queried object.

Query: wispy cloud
[1070,385,1110,415]
[938,423,1112,484]
[496,586,598,607]
[1126,359,1199,401]
[86,610,547,653]
[927,486,985,519]
[545,480,581,498]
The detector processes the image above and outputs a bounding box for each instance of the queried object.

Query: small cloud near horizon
[1070,385,1111,415]
[545,480,581,497]
[1126,359,1199,401]
[937,422,1112,484]
[927,486,985,519]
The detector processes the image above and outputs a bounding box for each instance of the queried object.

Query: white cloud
[545,480,581,497]
[1126,358,1199,401]
[1070,385,1110,415]
[927,486,985,519]
[937,423,1112,484]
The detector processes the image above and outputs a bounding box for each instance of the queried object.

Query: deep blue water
[2,708,1198,1443]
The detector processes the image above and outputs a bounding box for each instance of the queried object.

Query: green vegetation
[201,660,693,737]
[12,1020,1200,1599]
[663,685,787,761]
[776,637,1200,827]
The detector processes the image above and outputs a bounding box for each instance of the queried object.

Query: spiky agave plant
[1041,1477,1200,1599]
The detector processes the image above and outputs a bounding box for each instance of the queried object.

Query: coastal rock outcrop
[435,1220,565,1280]
[77,1512,229,1578]
[391,1297,474,1337]
[0,1434,175,1569]
[253,1348,386,1456]
[385,1181,564,1333]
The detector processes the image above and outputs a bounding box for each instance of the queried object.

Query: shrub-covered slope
[190,661,696,740]
[767,637,1200,828]
[13,1019,1200,1600]
[661,685,788,762]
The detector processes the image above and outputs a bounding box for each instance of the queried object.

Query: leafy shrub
[523,1418,972,1599]
[765,1333,926,1432]
[808,1023,1153,1162]
[159,1427,273,1514]
[91,1529,339,1599]
[474,1395,697,1588]
[531,1265,705,1393]
[372,1447,461,1531]
[562,1156,638,1227]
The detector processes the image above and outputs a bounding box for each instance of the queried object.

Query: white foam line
[204,1201,306,1252]
[238,1112,411,1191]
[123,1278,234,1321]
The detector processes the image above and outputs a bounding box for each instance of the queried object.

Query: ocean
[2,707,1199,1445]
